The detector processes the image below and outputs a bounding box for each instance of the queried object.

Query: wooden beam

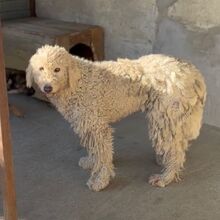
[0,21,18,220]
[29,0,36,17]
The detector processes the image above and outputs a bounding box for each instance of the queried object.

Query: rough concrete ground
[1,94,220,220]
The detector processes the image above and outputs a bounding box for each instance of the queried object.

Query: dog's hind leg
[155,154,163,167]
[149,143,187,187]
[146,100,189,187]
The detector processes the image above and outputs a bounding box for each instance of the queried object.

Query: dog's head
[26,45,81,95]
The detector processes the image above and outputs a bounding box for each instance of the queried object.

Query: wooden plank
[3,17,97,33]
[0,20,18,220]
[0,0,30,20]
[0,10,30,20]
[29,0,36,17]
[3,22,65,38]
[91,27,104,60]
[3,17,104,69]
[3,34,53,70]
[0,0,29,12]
[3,21,54,70]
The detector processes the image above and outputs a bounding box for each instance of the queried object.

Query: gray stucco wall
[36,0,158,59]
[36,0,220,127]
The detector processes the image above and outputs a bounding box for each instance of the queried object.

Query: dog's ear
[68,57,81,89]
[26,63,33,88]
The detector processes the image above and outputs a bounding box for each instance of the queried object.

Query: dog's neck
[49,86,75,105]
[48,81,85,127]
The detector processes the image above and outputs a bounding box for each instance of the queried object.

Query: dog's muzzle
[43,84,53,94]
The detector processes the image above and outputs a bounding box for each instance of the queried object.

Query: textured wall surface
[36,0,220,127]
[155,0,220,127]
[168,0,220,30]
[36,0,158,59]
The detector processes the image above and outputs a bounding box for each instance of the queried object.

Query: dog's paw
[148,174,168,187]
[149,174,166,187]
[87,167,114,191]
[149,172,182,187]
[87,175,109,192]
[79,156,94,170]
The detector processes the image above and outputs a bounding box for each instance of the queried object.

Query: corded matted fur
[26,45,206,191]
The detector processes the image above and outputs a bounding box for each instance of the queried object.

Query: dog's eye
[54,68,60,73]
[39,67,44,71]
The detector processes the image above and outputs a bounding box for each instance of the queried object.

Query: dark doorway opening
[69,44,94,61]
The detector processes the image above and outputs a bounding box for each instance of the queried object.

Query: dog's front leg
[80,123,115,191]
[78,153,95,170]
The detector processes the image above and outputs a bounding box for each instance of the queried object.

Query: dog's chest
[49,95,79,122]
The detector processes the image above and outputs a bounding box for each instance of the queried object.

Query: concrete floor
[1,94,220,220]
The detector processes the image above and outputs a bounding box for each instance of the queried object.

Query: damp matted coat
[26,45,206,191]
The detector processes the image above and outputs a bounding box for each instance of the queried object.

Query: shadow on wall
[69,43,94,61]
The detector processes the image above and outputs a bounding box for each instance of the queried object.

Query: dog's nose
[43,84,53,94]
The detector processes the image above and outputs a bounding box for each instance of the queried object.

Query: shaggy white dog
[26,45,206,191]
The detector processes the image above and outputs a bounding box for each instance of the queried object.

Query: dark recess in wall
[69,43,94,61]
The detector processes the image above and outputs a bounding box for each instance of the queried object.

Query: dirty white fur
[26,45,206,191]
